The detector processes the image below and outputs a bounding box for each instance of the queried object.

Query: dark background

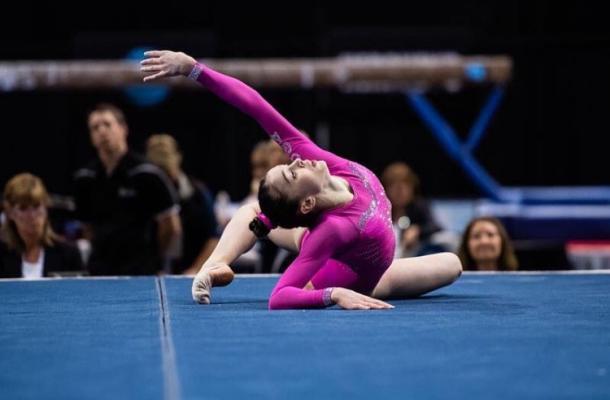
[1,2,608,201]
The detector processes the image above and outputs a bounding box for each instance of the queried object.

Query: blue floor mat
[0,278,164,400]
[164,274,610,400]
[1,273,609,399]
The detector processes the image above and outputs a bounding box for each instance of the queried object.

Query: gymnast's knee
[450,252,463,280]
[440,252,462,281]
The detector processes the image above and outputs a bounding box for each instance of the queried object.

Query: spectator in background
[221,139,292,273]
[241,140,272,206]
[242,139,290,206]
[73,103,181,276]
[146,133,219,275]
[0,173,83,278]
[457,216,519,271]
[266,137,291,175]
[381,162,447,258]
[215,139,289,230]
[257,140,292,273]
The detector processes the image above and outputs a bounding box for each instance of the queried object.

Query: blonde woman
[1,173,83,278]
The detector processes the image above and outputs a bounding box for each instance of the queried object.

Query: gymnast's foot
[192,262,235,304]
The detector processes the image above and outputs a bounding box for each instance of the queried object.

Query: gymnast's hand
[330,287,394,310]
[140,50,197,83]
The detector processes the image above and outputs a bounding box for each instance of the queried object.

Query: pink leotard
[191,63,395,309]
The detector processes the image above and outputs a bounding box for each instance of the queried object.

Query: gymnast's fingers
[370,298,394,309]
[143,50,165,58]
[143,70,169,83]
[367,301,393,310]
[141,64,163,73]
[140,57,162,66]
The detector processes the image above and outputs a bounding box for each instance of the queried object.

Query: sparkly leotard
[191,63,395,309]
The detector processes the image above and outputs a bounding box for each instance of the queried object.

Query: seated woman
[141,50,463,310]
[0,173,84,278]
[381,162,449,258]
[457,216,519,271]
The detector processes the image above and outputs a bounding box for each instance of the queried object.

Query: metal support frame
[406,86,507,201]
[406,87,610,205]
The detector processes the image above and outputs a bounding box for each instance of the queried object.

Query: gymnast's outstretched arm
[141,50,343,168]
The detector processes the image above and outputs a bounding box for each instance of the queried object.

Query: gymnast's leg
[192,202,261,303]
[267,226,307,253]
[371,252,462,299]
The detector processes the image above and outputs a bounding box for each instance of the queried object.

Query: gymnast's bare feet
[192,262,234,304]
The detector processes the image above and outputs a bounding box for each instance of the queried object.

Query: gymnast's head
[249,158,329,237]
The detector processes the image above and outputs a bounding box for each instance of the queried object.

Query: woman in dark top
[1,173,83,278]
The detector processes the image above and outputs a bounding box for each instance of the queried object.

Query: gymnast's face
[88,110,128,155]
[265,159,328,201]
[467,220,502,268]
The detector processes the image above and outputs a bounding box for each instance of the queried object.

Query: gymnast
[141,50,462,310]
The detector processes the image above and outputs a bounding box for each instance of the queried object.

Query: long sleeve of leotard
[191,63,344,168]
[267,216,358,309]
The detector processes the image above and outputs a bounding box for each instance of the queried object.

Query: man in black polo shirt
[74,103,182,276]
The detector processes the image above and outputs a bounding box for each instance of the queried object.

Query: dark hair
[88,103,127,127]
[248,178,318,238]
[381,161,421,196]
[457,216,519,271]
